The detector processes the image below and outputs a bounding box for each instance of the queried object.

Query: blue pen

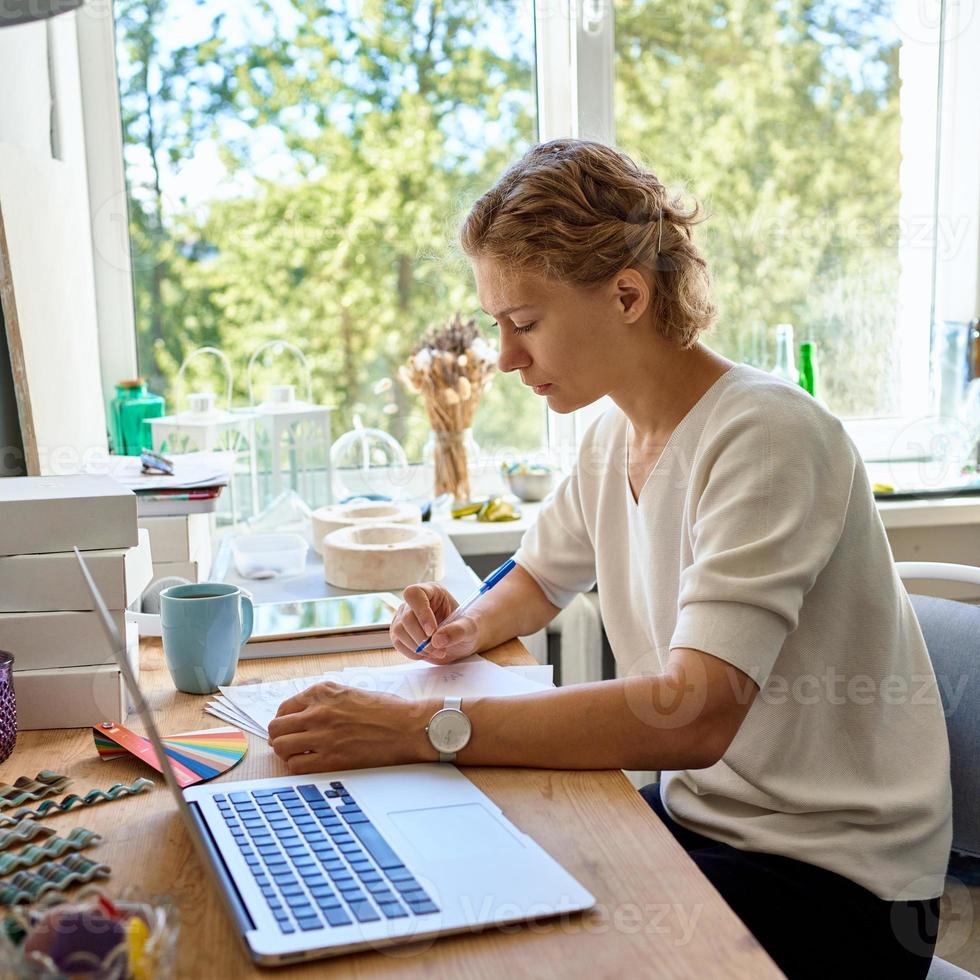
[416,558,517,654]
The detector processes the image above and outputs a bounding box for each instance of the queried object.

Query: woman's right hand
[390,582,480,663]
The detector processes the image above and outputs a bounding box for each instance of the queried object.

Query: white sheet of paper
[507,664,554,687]
[218,672,339,734]
[217,656,551,737]
[356,659,548,702]
[213,695,270,731]
[208,698,266,735]
[338,654,483,675]
[95,450,235,490]
[206,709,265,739]
[205,702,267,738]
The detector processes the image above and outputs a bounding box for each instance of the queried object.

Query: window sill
[335,457,512,503]
[842,415,969,463]
[436,494,980,559]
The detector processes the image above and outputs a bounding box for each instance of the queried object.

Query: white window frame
[75,0,980,464]
[540,0,980,464]
[536,0,615,467]
[76,4,138,406]
[856,0,980,461]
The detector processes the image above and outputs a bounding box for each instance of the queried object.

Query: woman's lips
[532,383,552,395]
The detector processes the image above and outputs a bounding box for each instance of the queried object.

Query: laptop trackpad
[388,803,526,861]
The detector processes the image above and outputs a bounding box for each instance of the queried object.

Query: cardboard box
[0,529,153,613]
[13,622,139,730]
[139,513,212,564]
[0,475,138,557]
[148,559,207,588]
[0,607,128,670]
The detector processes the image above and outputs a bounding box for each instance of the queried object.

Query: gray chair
[897,562,980,980]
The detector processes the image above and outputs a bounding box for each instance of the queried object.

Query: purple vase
[0,651,16,764]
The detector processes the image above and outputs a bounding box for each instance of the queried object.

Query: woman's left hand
[267,681,435,774]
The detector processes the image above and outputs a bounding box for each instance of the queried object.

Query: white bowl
[504,470,555,502]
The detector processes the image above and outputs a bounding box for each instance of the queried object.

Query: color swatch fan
[93,721,247,787]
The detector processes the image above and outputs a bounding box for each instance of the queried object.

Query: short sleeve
[669,392,857,688]
[514,462,597,609]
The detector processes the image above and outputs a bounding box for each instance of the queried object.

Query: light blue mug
[160,583,253,694]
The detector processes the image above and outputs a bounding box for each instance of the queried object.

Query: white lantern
[246,341,334,511]
[147,347,259,523]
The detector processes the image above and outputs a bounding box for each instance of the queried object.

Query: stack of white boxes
[140,513,213,589]
[0,476,153,730]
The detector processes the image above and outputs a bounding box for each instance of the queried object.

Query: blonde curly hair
[460,139,717,348]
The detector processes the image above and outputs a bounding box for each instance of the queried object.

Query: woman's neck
[611,342,735,446]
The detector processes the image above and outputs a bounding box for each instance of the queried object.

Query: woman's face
[473,256,633,414]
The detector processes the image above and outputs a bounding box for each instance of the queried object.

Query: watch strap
[437,696,464,763]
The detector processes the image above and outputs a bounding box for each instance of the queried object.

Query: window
[95,0,977,467]
[614,0,937,420]
[113,0,542,464]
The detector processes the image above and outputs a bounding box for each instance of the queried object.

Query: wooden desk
[1,641,782,979]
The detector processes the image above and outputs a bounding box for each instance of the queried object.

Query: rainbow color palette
[93,721,248,787]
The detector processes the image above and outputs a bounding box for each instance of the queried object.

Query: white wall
[0,20,52,476]
[0,21,51,155]
[1,10,137,399]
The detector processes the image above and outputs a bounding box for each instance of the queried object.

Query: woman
[269,139,952,978]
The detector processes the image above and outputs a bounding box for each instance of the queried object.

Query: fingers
[392,638,426,661]
[424,616,477,662]
[431,618,470,649]
[394,614,427,649]
[268,713,307,740]
[419,646,470,665]
[269,731,318,761]
[276,681,343,717]
[391,606,436,656]
[402,583,441,636]
[276,690,313,717]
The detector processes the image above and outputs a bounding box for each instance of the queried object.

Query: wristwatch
[425,696,472,763]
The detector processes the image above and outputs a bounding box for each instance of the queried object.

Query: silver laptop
[75,548,594,966]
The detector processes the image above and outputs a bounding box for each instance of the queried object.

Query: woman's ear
[613,268,650,323]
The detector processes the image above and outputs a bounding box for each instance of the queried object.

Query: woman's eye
[513,323,535,335]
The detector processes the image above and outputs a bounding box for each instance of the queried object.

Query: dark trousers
[640,784,940,979]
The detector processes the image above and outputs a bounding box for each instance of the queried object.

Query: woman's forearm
[413,674,720,772]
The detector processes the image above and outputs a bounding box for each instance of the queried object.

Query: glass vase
[0,887,179,980]
[424,428,479,504]
[0,651,15,765]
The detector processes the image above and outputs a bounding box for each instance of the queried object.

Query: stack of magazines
[93,451,233,517]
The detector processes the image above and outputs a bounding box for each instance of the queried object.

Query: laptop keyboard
[213,781,440,935]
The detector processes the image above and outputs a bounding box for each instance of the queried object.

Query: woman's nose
[497,335,531,374]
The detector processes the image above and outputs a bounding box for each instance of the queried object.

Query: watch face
[428,709,472,754]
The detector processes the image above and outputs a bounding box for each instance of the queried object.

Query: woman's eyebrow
[481,304,532,318]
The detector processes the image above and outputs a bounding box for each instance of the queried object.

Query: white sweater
[515,364,952,900]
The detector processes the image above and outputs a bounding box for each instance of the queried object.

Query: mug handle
[239,594,254,646]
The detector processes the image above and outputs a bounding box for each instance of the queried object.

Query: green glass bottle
[110,379,165,455]
[798,342,817,397]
